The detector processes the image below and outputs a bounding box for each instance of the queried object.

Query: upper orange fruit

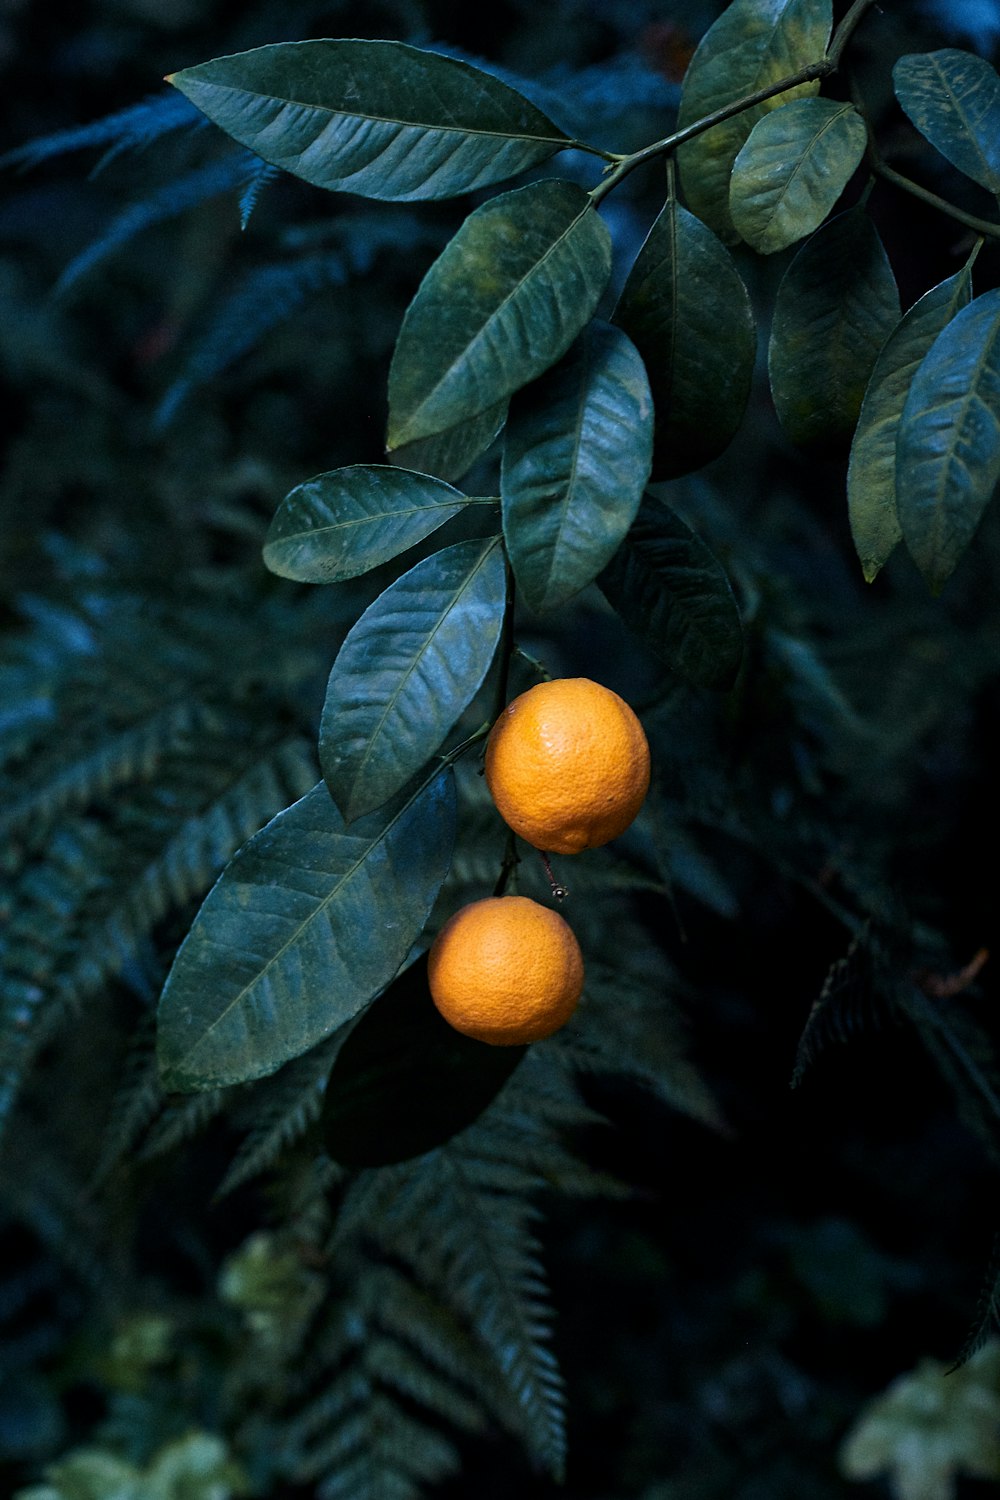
[484,677,650,855]
[427,895,584,1046]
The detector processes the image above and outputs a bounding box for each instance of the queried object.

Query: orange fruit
[484,677,650,855]
[427,896,584,1046]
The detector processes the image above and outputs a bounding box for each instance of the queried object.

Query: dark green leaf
[322,954,524,1166]
[156,773,456,1092]
[613,197,755,479]
[320,537,505,822]
[263,465,468,584]
[894,49,1000,195]
[729,98,866,254]
[676,0,833,242]
[168,40,571,202]
[389,402,507,484]
[768,207,900,449]
[848,268,973,582]
[598,494,743,690]
[500,322,653,612]
[896,288,1000,593]
[386,180,611,450]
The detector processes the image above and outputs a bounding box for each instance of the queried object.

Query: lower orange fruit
[484,677,650,855]
[427,895,584,1046]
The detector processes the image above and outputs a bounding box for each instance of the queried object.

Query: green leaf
[320,537,505,822]
[676,0,833,242]
[895,288,1000,594]
[167,40,572,202]
[729,98,867,254]
[500,322,653,612]
[322,954,524,1166]
[598,494,743,690]
[386,180,612,450]
[848,267,973,582]
[263,465,468,583]
[389,402,507,484]
[894,49,1000,195]
[156,772,456,1092]
[768,207,900,449]
[613,197,756,479]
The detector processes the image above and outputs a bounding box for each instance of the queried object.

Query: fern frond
[155,251,351,428]
[0,90,203,172]
[55,151,258,295]
[373,1149,567,1477]
[951,1229,1000,1369]
[280,1257,484,1500]
[216,1033,344,1200]
[791,925,885,1088]
[93,1012,163,1185]
[897,983,1000,1163]
[0,1123,111,1289]
[0,821,110,1143]
[138,1087,231,1163]
[0,699,210,844]
[55,733,318,1018]
[557,960,725,1132]
[239,161,282,229]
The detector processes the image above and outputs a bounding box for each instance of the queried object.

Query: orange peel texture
[427,896,584,1046]
[485,677,650,855]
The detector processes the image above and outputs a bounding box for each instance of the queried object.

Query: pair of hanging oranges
[428,677,651,1046]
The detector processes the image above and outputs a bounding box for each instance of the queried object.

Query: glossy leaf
[500,322,653,612]
[263,465,468,583]
[894,49,1000,195]
[322,954,524,1166]
[730,98,867,254]
[768,208,900,449]
[386,180,611,450]
[167,40,572,202]
[321,537,505,822]
[389,401,507,484]
[598,494,743,690]
[613,198,756,479]
[848,268,973,582]
[156,772,456,1092]
[676,0,833,242]
[896,288,1000,594]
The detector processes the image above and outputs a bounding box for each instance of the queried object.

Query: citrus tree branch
[590,0,880,204]
[872,158,1000,242]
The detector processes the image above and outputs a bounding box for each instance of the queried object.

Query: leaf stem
[492,555,517,725]
[871,159,1000,243]
[589,0,879,205]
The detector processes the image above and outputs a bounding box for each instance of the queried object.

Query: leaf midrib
[171,776,440,1078]
[390,194,600,448]
[185,77,567,149]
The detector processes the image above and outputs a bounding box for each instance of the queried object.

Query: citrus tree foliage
[3,0,1000,1495]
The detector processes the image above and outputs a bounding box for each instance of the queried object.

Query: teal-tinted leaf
[676,0,833,242]
[263,465,468,583]
[613,198,755,479]
[500,322,653,612]
[168,40,572,202]
[322,954,524,1166]
[896,288,1000,593]
[389,402,507,484]
[894,49,1000,195]
[386,180,612,449]
[730,98,867,254]
[156,773,456,1092]
[321,537,505,822]
[769,207,900,448]
[848,268,973,582]
[598,494,743,690]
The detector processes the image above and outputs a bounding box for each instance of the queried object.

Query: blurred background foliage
[2,0,1000,1496]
